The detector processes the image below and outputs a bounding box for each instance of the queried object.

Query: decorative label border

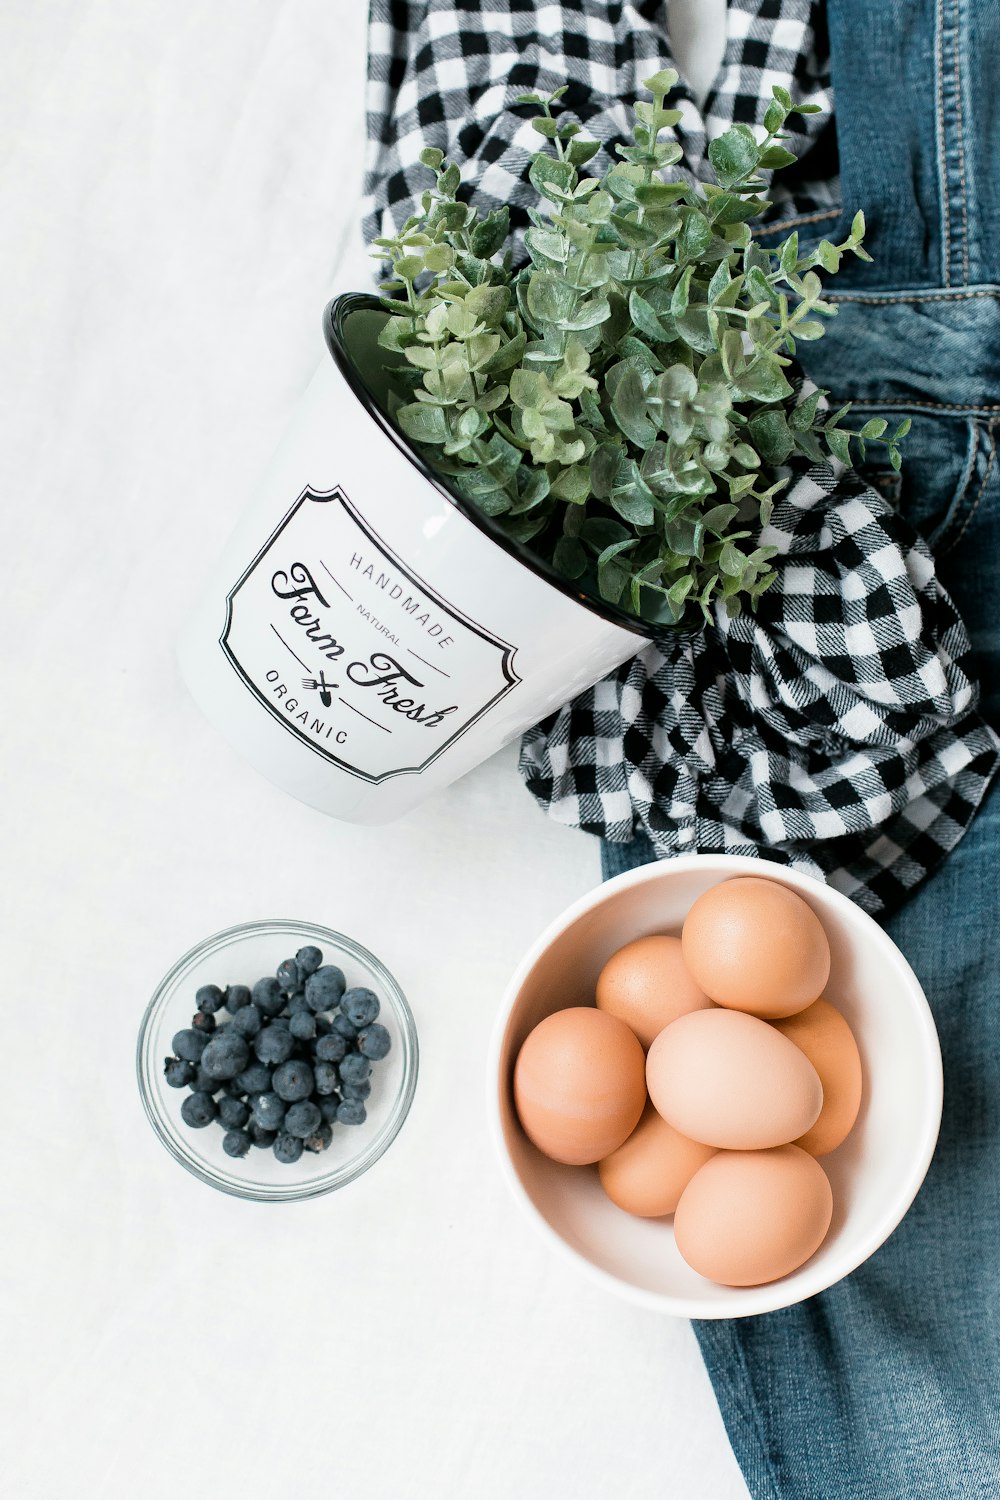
[220,484,521,784]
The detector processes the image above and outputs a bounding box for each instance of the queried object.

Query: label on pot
[221,485,520,783]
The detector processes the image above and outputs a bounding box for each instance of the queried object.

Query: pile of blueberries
[163,945,391,1165]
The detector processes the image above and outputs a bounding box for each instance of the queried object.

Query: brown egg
[598,1103,716,1217]
[646,1008,823,1150]
[771,999,863,1156]
[674,1146,834,1286]
[596,935,713,1050]
[681,876,831,1018]
[513,1007,647,1166]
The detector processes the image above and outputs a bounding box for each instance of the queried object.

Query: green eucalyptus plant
[372,71,908,624]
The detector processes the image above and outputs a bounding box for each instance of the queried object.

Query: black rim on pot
[324,293,695,643]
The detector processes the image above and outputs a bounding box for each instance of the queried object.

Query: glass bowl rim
[136,918,418,1201]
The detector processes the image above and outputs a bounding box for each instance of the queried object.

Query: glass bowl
[137,919,418,1200]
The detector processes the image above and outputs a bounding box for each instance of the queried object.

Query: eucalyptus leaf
[707,125,759,188]
[610,464,656,525]
[567,137,602,166]
[748,410,793,465]
[678,208,712,262]
[481,331,527,375]
[372,66,898,625]
[759,145,797,170]
[610,367,657,448]
[529,154,577,201]
[733,358,794,403]
[563,298,612,331]
[553,536,588,577]
[582,517,631,550]
[550,464,592,504]
[396,403,450,444]
[527,272,577,324]
[628,289,673,342]
[825,427,853,466]
[597,555,630,603]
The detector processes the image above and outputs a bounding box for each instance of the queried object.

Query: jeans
[604,0,1000,1492]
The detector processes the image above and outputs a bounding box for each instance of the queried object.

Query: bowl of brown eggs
[487,854,943,1318]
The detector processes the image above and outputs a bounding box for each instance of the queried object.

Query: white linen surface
[1,3,749,1496]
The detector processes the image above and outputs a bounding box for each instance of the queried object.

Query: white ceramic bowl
[487,855,943,1318]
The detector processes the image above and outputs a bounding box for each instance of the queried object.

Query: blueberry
[314,1032,347,1064]
[172,1028,209,1063]
[338,1053,371,1087]
[342,987,380,1028]
[273,1133,303,1165]
[340,1078,371,1102]
[254,1025,294,1066]
[336,1099,367,1126]
[304,965,346,1013]
[313,1061,340,1096]
[231,1004,262,1040]
[276,957,300,994]
[235,1061,272,1095]
[332,1013,359,1041]
[272,1060,314,1102]
[251,1092,286,1131]
[248,1122,277,1149]
[304,1123,333,1153]
[225,984,252,1012]
[195,984,226,1014]
[315,1014,332,1036]
[193,1064,226,1094]
[191,1009,217,1033]
[289,1011,316,1042]
[284,1100,322,1138]
[358,1023,392,1061]
[200,1032,250,1080]
[164,1057,195,1089]
[286,994,311,1016]
[223,1129,251,1159]
[218,1095,250,1130]
[181,1091,218,1129]
[319,1095,341,1125]
[295,945,323,976]
[252,976,284,1016]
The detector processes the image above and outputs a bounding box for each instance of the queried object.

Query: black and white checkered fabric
[362,1,1000,913]
[363,0,837,251]
[519,460,1000,914]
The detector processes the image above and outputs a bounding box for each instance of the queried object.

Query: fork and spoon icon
[302,672,338,707]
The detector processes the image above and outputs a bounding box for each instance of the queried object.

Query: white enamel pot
[178,294,660,823]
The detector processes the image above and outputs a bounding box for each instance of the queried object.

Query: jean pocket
[859,412,996,555]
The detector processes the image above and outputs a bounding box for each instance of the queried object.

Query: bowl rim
[486,854,943,1318]
[137,918,418,1201]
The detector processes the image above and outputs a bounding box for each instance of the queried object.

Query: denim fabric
[604,1,1000,1492]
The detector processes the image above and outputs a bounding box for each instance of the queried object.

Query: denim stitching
[831,397,1000,413]
[828,288,999,304]
[951,0,971,287]
[935,0,950,286]
[945,421,997,553]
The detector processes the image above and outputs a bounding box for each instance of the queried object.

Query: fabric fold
[519,463,1000,913]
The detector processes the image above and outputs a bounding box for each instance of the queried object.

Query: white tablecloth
[2,3,749,1495]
